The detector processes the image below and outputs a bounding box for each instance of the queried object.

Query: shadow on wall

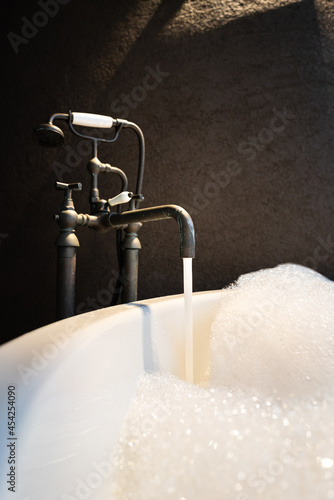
[103,0,334,291]
[0,0,333,342]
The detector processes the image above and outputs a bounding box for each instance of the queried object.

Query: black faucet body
[55,199,195,318]
[34,112,195,320]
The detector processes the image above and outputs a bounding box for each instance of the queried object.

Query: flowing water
[110,264,334,499]
[183,257,193,384]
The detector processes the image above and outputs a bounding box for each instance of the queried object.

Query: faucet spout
[109,205,195,258]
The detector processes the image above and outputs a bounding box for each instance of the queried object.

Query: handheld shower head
[32,122,65,148]
[33,111,127,148]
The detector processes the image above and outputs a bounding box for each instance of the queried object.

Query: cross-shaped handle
[55,182,82,199]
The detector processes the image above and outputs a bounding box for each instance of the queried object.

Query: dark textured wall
[1,0,334,343]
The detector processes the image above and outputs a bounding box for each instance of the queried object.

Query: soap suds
[110,264,334,499]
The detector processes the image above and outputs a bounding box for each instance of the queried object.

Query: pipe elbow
[108,205,195,258]
[163,205,195,259]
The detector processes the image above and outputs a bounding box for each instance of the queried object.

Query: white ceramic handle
[108,191,133,206]
[71,112,114,128]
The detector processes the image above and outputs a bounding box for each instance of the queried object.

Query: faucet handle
[107,191,133,207]
[55,182,82,213]
[55,182,82,200]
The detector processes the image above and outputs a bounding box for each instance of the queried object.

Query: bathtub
[0,290,222,500]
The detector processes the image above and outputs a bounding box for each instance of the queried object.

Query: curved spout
[108,205,195,258]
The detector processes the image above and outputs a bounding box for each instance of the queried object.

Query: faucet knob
[107,191,133,207]
[55,182,82,200]
[55,182,82,215]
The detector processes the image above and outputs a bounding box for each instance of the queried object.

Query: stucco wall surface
[0,0,334,341]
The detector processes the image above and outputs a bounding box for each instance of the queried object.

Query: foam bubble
[110,264,334,499]
[209,263,334,398]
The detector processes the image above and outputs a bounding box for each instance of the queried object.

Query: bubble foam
[209,263,334,398]
[110,264,334,500]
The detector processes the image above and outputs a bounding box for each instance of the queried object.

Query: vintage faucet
[33,112,195,320]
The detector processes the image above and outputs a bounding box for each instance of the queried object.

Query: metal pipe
[121,223,142,303]
[49,113,69,123]
[119,121,145,209]
[56,246,77,320]
[54,182,81,320]
[108,205,195,258]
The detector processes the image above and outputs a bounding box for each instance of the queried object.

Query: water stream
[183,257,193,384]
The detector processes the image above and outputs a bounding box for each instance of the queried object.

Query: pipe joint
[108,205,195,258]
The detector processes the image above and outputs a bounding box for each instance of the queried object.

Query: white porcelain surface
[0,290,222,500]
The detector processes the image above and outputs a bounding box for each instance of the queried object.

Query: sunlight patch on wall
[161,0,303,36]
[90,1,161,89]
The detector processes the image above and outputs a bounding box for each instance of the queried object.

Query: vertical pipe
[121,248,139,303]
[54,182,81,320]
[121,223,142,303]
[56,246,77,320]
